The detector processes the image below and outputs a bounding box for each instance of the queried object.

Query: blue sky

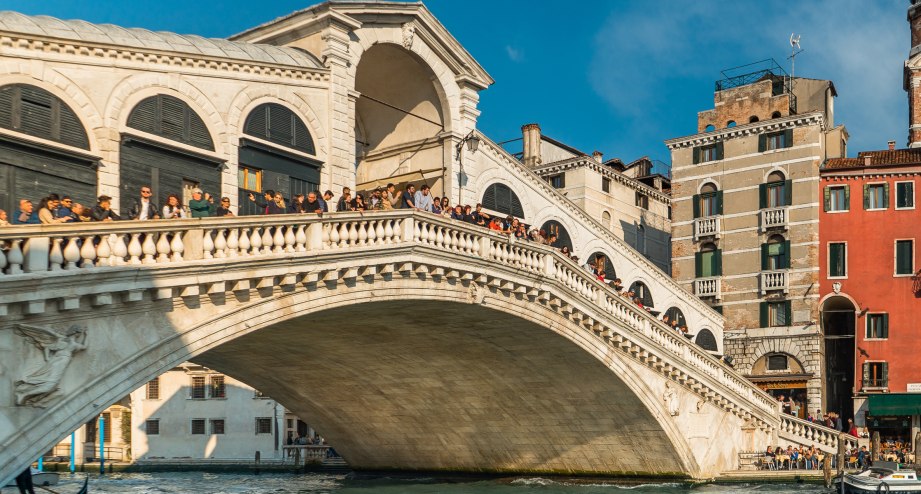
[5,0,908,168]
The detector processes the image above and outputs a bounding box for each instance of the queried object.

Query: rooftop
[0,11,323,68]
[823,148,921,170]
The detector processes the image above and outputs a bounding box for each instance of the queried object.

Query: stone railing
[694,277,721,299]
[693,216,720,240]
[778,415,858,454]
[760,270,789,294]
[760,207,788,231]
[0,211,780,427]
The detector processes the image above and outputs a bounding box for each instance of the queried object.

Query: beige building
[666,65,848,414]
[517,124,672,274]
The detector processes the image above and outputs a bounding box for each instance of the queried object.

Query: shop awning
[356,167,444,191]
[868,393,921,416]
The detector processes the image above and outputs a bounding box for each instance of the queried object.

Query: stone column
[322,15,361,194]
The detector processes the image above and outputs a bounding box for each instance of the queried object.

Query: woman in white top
[162,194,187,219]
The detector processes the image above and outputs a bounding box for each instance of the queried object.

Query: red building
[820,148,921,443]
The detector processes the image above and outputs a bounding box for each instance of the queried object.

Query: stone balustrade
[778,415,858,454]
[760,207,788,231]
[694,277,721,299]
[760,270,789,294]
[693,216,720,240]
[0,210,780,429]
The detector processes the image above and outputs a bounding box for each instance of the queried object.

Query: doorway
[822,295,856,423]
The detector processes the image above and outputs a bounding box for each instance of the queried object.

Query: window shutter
[761,243,769,271]
[759,183,767,209]
[829,243,840,276]
[844,185,850,210]
[883,182,890,209]
[882,313,889,338]
[716,190,724,214]
[758,134,767,152]
[714,249,722,276]
[882,362,889,384]
[715,142,724,160]
[784,301,792,325]
[695,252,702,277]
[784,179,793,206]
[863,184,870,210]
[693,146,701,164]
[783,128,794,148]
[862,362,869,388]
[783,240,791,269]
[823,186,831,212]
[760,302,768,328]
[693,194,700,218]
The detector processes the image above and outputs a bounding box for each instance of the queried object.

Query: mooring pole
[823,453,832,488]
[872,431,880,466]
[837,433,845,476]
[99,415,105,475]
[70,431,76,474]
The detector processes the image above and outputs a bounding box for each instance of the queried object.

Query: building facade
[820,148,921,444]
[667,65,848,416]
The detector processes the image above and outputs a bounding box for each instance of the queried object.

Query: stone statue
[14,324,87,407]
[467,281,486,305]
[401,22,415,49]
[663,382,680,416]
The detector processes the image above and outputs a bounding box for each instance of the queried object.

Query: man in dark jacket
[247,190,275,215]
[91,195,121,222]
[12,199,40,224]
[126,185,160,220]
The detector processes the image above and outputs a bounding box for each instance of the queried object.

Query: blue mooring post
[37,456,43,472]
[99,415,105,474]
[70,431,76,474]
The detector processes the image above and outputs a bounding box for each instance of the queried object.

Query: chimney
[592,151,603,163]
[888,140,896,150]
[864,155,872,166]
[521,123,542,167]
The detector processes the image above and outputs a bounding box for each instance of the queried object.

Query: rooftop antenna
[788,33,803,88]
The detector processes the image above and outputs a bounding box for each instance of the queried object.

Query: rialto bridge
[0,0,852,484]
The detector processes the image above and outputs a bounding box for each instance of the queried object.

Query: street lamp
[455,130,480,204]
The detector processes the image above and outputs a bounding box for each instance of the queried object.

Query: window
[695,329,718,351]
[864,183,889,210]
[209,375,226,399]
[762,235,789,270]
[664,307,687,327]
[255,417,272,435]
[635,192,648,210]
[127,94,214,151]
[749,116,759,123]
[0,84,90,150]
[694,183,722,218]
[767,354,789,371]
[628,281,654,307]
[191,419,206,435]
[238,165,262,193]
[828,242,847,278]
[771,111,782,119]
[548,174,565,189]
[482,183,525,218]
[695,242,721,277]
[761,301,791,327]
[243,103,315,155]
[146,419,160,435]
[600,177,611,193]
[896,181,914,209]
[866,313,889,339]
[146,378,160,400]
[693,143,723,163]
[601,211,611,228]
[761,171,790,208]
[704,124,715,132]
[896,240,914,275]
[210,419,225,435]
[863,361,888,389]
[190,376,206,399]
[824,185,849,212]
[759,130,793,152]
[727,120,736,128]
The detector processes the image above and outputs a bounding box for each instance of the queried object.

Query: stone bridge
[0,212,852,483]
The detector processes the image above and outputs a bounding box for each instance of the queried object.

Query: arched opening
[665,307,687,330]
[541,220,573,252]
[354,43,448,198]
[821,295,856,425]
[704,124,715,132]
[481,182,524,219]
[0,84,96,214]
[765,234,787,270]
[726,120,736,128]
[601,210,611,229]
[771,111,782,119]
[588,252,616,281]
[698,182,720,217]
[695,328,717,352]
[749,116,759,123]
[628,281,654,308]
[748,352,809,419]
[764,170,788,208]
[238,103,322,215]
[121,94,221,211]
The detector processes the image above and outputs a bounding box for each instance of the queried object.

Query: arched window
[601,210,611,229]
[696,329,718,351]
[765,234,788,270]
[704,124,715,132]
[665,307,687,328]
[0,84,89,150]
[628,281,654,307]
[589,252,616,280]
[482,183,525,218]
[698,242,720,278]
[127,94,214,150]
[542,220,572,252]
[727,120,737,128]
[749,116,759,123]
[697,182,720,217]
[244,103,315,155]
[763,171,788,208]
[771,111,782,119]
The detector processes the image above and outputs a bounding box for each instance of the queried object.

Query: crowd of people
[761,444,827,470]
[762,442,916,471]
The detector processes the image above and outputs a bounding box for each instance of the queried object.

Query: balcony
[693,216,720,241]
[862,379,888,390]
[760,207,788,232]
[760,270,789,294]
[694,277,721,299]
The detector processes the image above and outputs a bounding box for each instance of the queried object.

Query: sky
[4,0,908,170]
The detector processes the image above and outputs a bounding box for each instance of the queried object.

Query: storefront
[748,376,810,419]
[864,394,921,446]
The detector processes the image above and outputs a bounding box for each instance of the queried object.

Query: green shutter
[882,362,889,384]
[784,301,792,326]
[759,183,767,209]
[693,146,701,164]
[864,184,870,210]
[714,248,722,276]
[829,243,841,277]
[896,240,914,274]
[823,186,831,212]
[784,179,793,206]
[716,190,724,214]
[695,252,703,277]
[761,243,769,270]
[882,313,889,339]
[783,240,791,269]
[758,134,767,152]
[883,182,890,209]
[715,142,724,160]
[844,185,850,210]
[783,129,794,148]
[760,302,768,328]
[693,194,700,218]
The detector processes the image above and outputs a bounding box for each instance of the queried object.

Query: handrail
[778,414,858,454]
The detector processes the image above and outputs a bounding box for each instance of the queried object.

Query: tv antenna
[788,33,804,83]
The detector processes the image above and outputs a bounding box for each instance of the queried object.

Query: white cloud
[505,45,523,62]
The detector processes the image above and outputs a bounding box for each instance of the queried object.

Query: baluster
[170,232,185,262]
[375,221,385,245]
[320,223,331,248]
[225,228,239,257]
[273,226,287,254]
[213,229,227,258]
[142,233,158,264]
[127,234,143,265]
[357,222,368,246]
[284,225,296,253]
[383,220,394,244]
[250,227,263,255]
[96,235,112,267]
[156,233,171,263]
[111,234,129,266]
[335,223,348,247]
[366,220,377,245]
[202,230,215,259]
[239,228,251,255]
[0,245,6,274]
[262,227,275,254]
[49,237,64,271]
[348,222,358,245]
[418,222,429,245]
[329,223,340,247]
[393,219,403,242]
[435,226,444,248]
[295,225,307,252]
[63,236,81,270]
[7,239,24,274]
[413,220,422,241]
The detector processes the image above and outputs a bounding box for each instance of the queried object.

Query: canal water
[41,472,834,493]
